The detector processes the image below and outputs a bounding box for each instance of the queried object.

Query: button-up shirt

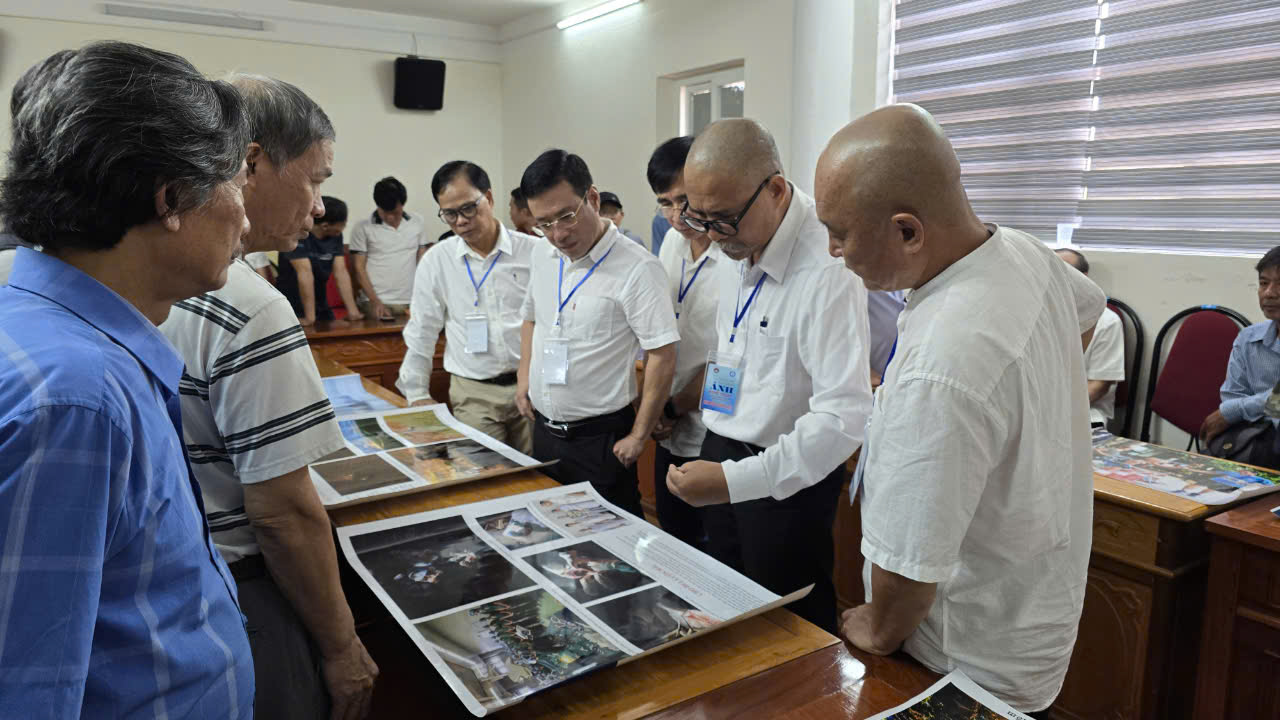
[1220,319,1280,425]
[400,225,536,401]
[859,225,1106,712]
[702,186,873,503]
[521,222,679,422]
[0,248,253,718]
[348,210,429,305]
[1085,307,1126,424]
[657,228,721,457]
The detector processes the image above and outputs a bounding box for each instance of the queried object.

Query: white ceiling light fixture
[102,4,268,31]
[556,0,641,30]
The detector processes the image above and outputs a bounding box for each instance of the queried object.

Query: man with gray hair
[0,41,254,717]
[161,74,378,719]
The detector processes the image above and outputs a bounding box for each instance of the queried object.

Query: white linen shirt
[521,222,679,422]
[702,186,872,503]
[859,225,1106,712]
[347,211,429,305]
[398,225,536,402]
[657,228,722,457]
[1085,307,1126,424]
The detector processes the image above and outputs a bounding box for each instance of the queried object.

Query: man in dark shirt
[277,195,362,324]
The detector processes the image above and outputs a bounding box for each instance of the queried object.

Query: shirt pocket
[747,334,787,400]
[565,296,615,341]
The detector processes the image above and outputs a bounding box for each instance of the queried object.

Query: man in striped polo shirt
[160,75,377,719]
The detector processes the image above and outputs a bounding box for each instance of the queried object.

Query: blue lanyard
[557,245,614,325]
[463,250,502,307]
[730,270,767,343]
[676,255,710,319]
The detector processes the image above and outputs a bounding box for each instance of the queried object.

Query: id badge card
[543,337,570,385]
[464,313,489,354]
[701,350,743,415]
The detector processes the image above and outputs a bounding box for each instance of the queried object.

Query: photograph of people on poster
[312,454,411,495]
[527,542,652,603]
[382,409,464,446]
[413,590,626,713]
[387,439,518,485]
[338,417,405,454]
[587,586,720,651]
[536,492,628,538]
[352,517,536,620]
[478,508,562,550]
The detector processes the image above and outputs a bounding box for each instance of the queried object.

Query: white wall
[500,0,795,245]
[789,0,852,195]
[0,14,504,240]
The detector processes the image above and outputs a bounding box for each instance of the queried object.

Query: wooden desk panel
[306,316,450,399]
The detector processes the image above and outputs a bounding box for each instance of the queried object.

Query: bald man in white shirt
[816,104,1105,718]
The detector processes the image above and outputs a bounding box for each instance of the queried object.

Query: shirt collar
[906,223,1000,308]
[1244,319,1279,346]
[680,235,720,266]
[559,221,619,266]
[371,210,412,225]
[6,247,184,392]
[752,182,806,283]
[454,223,514,260]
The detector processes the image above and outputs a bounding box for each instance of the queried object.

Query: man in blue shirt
[1202,246,1280,449]
[0,42,255,718]
[276,196,362,324]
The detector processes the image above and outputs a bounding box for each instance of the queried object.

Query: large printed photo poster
[338,483,803,716]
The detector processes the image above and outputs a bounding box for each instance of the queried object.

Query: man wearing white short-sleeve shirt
[1057,248,1126,428]
[515,149,678,518]
[817,104,1106,717]
[347,176,430,320]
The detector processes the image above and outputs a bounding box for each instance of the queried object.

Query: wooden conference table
[314,352,939,719]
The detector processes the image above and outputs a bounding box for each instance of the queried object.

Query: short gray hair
[228,73,335,167]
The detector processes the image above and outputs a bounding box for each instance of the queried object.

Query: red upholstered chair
[1140,305,1251,447]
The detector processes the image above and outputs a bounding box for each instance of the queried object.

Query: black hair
[0,41,250,252]
[430,160,492,200]
[1057,248,1089,275]
[647,136,694,194]
[318,196,347,225]
[510,186,528,210]
[374,176,408,212]
[520,149,592,200]
[229,74,334,167]
[1257,246,1280,274]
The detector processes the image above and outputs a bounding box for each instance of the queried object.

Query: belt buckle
[543,418,570,439]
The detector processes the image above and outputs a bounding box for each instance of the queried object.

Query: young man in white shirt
[1057,248,1126,428]
[515,150,679,518]
[347,176,430,320]
[816,104,1106,718]
[645,136,719,550]
[398,161,535,453]
[160,74,377,720]
[666,119,873,634]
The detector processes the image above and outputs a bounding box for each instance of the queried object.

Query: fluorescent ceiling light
[556,0,641,30]
[103,4,267,31]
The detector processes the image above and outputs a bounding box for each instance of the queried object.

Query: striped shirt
[160,259,345,564]
[0,247,253,718]
[1220,319,1280,425]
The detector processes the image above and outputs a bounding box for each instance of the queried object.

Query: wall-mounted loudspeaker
[394,57,446,111]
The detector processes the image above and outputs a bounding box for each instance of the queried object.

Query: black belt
[536,406,634,441]
[472,371,517,386]
[228,553,268,582]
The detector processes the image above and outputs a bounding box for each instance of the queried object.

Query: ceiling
[293,0,562,26]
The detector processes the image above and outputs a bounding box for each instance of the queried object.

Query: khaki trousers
[449,374,533,455]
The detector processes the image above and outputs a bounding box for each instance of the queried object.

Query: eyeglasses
[437,196,485,224]
[531,193,588,237]
[680,173,779,237]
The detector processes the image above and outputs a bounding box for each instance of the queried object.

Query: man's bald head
[816,103,988,291]
[686,118,782,184]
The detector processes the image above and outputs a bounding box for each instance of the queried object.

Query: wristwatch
[663,399,679,420]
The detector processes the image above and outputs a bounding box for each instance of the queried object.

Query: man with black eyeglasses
[664,119,872,634]
[398,160,536,453]
[515,149,679,517]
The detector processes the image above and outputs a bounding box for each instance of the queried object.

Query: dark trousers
[533,406,644,518]
[699,430,845,634]
[653,444,706,550]
[232,555,330,720]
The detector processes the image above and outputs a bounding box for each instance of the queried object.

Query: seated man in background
[509,186,537,236]
[0,41,254,717]
[277,195,363,325]
[161,74,377,720]
[1057,248,1125,429]
[598,191,647,247]
[349,176,430,319]
[1201,245,1280,463]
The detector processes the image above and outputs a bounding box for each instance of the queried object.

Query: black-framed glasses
[532,192,588,237]
[437,196,484,224]
[680,173,778,237]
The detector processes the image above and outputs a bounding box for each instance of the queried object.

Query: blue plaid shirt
[0,248,253,718]
[1220,319,1280,425]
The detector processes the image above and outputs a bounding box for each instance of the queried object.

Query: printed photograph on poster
[382,409,464,446]
[413,590,626,713]
[1093,435,1280,505]
[587,586,720,651]
[351,517,537,620]
[312,454,411,495]
[321,374,398,416]
[478,509,562,550]
[386,439,518,485]
[316,446,355,463]
[339,417,406,454]
[867,671,1034,720]
[527,542,653,602]
[536,491,628,537]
